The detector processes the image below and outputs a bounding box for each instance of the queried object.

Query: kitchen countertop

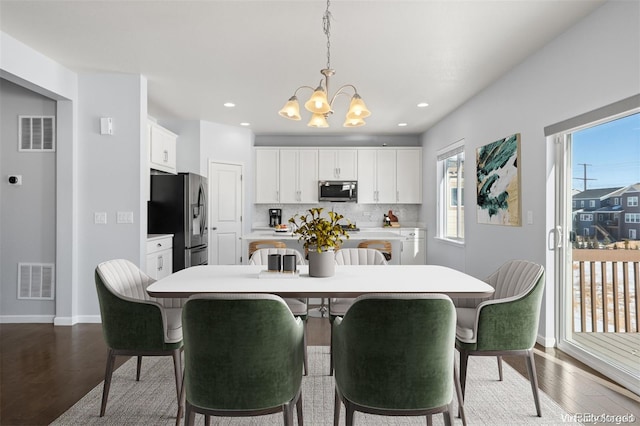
[241,230,405,240]
[147,234,174,241]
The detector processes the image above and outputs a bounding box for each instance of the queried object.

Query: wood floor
[1,317,639,425]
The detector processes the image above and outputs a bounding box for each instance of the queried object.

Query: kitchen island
[241,228,409,265]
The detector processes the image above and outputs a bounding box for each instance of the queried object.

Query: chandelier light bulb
[304,86,332,114]
[346,94,371,120]
[278,96,301,120]
[308,113,329,128]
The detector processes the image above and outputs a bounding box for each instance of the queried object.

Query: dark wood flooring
[1,317,639,425]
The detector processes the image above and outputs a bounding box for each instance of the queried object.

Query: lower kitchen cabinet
[146,234,173,279]
[400,228,426,265]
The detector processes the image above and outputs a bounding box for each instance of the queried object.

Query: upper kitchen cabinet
[357,147,422,204]
[279,149,318,203]
[358,149,396,203]
[255,148,280,203]
[318,149,358,180]
[148,120,177,174]
[255,148,318,204]
[396,148,422,203]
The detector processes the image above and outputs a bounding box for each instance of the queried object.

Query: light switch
[94,212,107,224]
[117,211,134,224]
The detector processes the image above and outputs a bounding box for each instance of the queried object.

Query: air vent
[18,263,55,300]
[19,116,56,152]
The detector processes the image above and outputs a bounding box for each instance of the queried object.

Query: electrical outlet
[94,212,107,224]
[527,210,534,225]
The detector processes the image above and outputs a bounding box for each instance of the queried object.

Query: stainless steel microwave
[318,181,357,202]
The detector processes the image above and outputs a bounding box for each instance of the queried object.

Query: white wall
[0,80,57,319]
[420,1,640,344]
[76,73,147,321]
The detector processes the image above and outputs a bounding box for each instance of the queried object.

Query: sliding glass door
[552,108,639,395]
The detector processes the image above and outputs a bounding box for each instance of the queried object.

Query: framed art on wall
[476,133,521,226]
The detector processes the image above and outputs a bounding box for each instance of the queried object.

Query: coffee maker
[269,208,282,227]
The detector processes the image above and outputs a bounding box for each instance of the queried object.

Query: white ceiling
[0,0,605,136]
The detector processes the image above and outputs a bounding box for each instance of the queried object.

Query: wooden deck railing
[572,249,640,333]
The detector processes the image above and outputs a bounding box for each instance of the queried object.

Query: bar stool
[357,240,392,261]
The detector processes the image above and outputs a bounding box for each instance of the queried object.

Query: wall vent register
[18,262,55,300]
[19,116,56,152]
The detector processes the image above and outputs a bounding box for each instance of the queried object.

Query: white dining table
[146,264,494,299]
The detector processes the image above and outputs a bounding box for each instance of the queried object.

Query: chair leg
[426,414,433,426]
[282,401,294,426]
[175,370,185,426]
[185,402,195,426]
[296,391,304,426]
[497,355,504,381]
[99,348,116,417]
[525,349,542,417]
[459,350,469,398]
[333,390,341,426]
[443,402,455,426]
[136,356,142,381]
[329,320,334,376]
[454,362,467,426]
[204,415,211,426]
[345,400,355,426]
[172,349,183,405]
[303,321,308,376]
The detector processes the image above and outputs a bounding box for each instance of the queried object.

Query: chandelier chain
[323,0,332,70]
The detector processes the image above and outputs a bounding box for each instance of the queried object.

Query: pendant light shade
[343,116,366,127]
[278,96,302,120]
[304,86,332,114]
[346,94,371,119]
[308,113,330,128]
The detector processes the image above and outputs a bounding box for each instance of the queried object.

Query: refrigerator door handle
[198,182,207,238]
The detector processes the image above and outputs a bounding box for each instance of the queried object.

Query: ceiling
[0,0,605,136]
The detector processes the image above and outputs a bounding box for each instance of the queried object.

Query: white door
[209,162,243,265]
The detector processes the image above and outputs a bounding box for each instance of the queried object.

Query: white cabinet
[255,148,318,204]
[148,121,177,174]
[255,148,280,203]
[396,148,422,203]
[279,149,318,203]
[146,235,173,280]
[357,149,397,203]
[400,228,426,265]
[357,148,422,204]
[318,149,358,180]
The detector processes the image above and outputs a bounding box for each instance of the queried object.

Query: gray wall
[420,0,640,343]
[0,79,56,319]
[76,73,147,320]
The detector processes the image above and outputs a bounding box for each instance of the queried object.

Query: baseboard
[0,315,55,323]
[53,315,101,325]
[537,333,556,348]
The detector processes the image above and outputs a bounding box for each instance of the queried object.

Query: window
[580,214,593,221]
[625,213,640,223]
[628,196,638,207]
[581,201,585,208]
[437,141,465,242]
[573,201,576,208]
[631,229,637,239]
[615,198,620,205]
[589,200,596,208]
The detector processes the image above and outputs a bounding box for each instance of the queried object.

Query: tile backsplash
[253,203,420,228]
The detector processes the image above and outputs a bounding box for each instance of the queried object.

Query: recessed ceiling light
[223,102,236,108]
[417,102,429,108]
[240,122,250,127]
[397,123,408,127]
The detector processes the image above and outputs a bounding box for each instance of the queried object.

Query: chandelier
[278,0,371,128]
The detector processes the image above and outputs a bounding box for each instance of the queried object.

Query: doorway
[550,105,639,394]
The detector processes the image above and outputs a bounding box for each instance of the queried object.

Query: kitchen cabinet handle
[396,191,400,202]
[156,243,162,247]
[163,150,168,163]
[158,255,163,271]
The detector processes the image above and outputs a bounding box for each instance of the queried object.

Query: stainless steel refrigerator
[148,172,208,272]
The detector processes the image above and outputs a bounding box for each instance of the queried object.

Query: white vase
[308,250,335,277]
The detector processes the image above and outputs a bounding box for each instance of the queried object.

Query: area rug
[52,346,581,425]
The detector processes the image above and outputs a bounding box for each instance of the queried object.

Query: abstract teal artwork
[476,133,521,226]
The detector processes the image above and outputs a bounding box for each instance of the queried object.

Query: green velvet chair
[95,259,184,417]
[181,294,305,426]
[455,259,545,417]
[249,247,309,375]
[333,294,460,426]
[329,248,388,375]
